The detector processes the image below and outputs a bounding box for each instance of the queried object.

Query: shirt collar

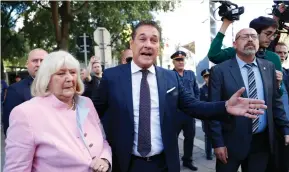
[131,59,156,75]
[236,55,258,68]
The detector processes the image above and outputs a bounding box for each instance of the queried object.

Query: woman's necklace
[69,99,75,110]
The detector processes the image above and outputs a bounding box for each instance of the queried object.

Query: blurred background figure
[15,75,21,83]
[172,50,199,171]
[4,50,112,172]
[2,48,48,136]
[121,49,133,64]
[200,69,213,160]
[80,67,94,99]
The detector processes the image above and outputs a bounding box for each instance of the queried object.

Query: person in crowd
[4,50,112,172]
[91,61,102,87]
[209,28,289,172]
[274,42,289,172]
[92,20,267,172]
[276,42,289,100]
[207,17,284,94]
[121,49,133,64]
[15,75,21,82]
[172,50,199,171]
[81,67,94,99]
[200,69,213,160]
[2,48,48,136]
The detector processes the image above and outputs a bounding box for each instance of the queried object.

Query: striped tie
[244,64,259,133]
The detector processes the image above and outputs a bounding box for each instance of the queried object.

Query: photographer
[208,14,285,94]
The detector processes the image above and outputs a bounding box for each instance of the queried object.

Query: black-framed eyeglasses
[261,31,278,39]
[236,34,258,41]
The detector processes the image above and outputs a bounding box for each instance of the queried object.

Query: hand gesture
[90,158,110,172]
[276,70,283,87]
[226,87,267,119]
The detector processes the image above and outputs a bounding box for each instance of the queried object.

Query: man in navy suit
[3,48,48,135]
[209,28,289,172]
[92,21,267,172]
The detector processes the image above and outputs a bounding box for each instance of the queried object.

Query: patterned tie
[244,64,259,133]
[137,69,151,156]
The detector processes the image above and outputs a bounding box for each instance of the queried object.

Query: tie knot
[244,63,254,69]
[140,69,149,78]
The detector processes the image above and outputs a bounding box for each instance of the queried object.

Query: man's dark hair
[131,21,162,40]
[249,16,279,34]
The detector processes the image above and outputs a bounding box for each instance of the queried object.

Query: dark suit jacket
[92,63,228,172]
[209,58,289,160]
[2,76,33,135]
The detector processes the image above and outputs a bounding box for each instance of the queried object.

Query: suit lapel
[155,66,166,126]
[229,58,248,98]
[120,64,134,123]
[256,59,269,104]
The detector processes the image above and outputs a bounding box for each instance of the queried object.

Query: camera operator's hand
[219,18,233,35]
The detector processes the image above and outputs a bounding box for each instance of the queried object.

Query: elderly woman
[4,51,111,172]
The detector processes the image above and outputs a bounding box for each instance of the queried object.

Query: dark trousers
[128,153,168,172]
[177,115,196,163]
[202,121,212,158]
[216,131,270,172]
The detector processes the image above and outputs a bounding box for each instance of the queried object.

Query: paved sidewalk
[178,136,216,172]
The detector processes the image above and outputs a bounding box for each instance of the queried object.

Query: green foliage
[2,1,178,65]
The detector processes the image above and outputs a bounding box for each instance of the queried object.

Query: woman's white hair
[31,50,84,97]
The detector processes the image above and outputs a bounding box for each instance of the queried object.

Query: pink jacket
[4,95,112,172]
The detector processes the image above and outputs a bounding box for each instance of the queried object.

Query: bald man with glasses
[208,28,289,172]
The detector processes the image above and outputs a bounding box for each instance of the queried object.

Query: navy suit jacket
[209,58,289,160]
[2,76,33,135]
[92,63,228,172]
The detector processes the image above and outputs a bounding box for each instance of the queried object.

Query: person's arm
[177,71,227,120]
[192,72,200,100]
[207,19,236,64]
[3,87,24,135]
[4,106,35,172]
[271,64,289,135]
[208,66,225,148]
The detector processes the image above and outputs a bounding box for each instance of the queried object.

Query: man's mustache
[244,43,255,48]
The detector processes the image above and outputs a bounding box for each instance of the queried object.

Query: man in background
[200,69,213,160]
[3,48,48,136]
[121,49,133,64]
[172,50,199,171]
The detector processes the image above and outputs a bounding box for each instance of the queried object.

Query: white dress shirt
[131,60,164,157]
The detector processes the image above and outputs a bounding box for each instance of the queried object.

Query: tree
[1,1,30,74]
[20,1,178,62]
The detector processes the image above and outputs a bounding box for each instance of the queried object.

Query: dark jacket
[3,76,33,135]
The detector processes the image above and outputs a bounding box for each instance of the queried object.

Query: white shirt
[131,60,163,157]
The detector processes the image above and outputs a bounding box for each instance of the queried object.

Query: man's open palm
[226,87,267,119]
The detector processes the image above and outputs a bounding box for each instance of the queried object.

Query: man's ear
[233,41,237,49]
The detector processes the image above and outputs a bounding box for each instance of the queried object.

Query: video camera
[272,1,289,22]
[271,1,289,34]
[213,0,245,21]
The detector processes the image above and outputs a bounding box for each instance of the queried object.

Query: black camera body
[273,1,289,22]
[213,1,245,21]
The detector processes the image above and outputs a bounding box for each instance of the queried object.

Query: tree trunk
[59,1,71,51]
[50,1,61,48]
